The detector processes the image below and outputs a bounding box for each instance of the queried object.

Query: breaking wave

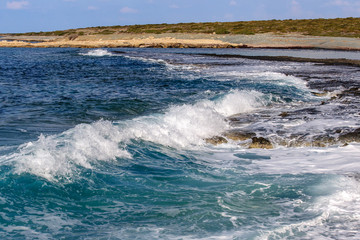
[2,90,266,181]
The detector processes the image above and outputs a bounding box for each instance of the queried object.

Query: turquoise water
[0,48,359,239]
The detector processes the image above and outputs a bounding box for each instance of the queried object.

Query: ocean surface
[0,47,359,239]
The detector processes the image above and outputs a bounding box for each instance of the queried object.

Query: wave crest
[11,120,130,181]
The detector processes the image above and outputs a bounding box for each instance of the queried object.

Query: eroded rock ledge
[198,54,360,68]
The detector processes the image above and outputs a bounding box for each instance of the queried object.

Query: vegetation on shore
[8,17,360,38]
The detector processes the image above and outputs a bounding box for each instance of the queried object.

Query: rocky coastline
[1,33,360,50]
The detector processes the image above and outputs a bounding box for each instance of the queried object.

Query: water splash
[79,49,114,57]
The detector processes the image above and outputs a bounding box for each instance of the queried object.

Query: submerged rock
[283,133,339,148]
[249,137,273,149]
[279,112,289,118]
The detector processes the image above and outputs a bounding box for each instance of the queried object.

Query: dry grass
[12,17,360,38]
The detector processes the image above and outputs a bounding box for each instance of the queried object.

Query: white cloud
[6,1,29,10]
[120,6,138,14]
[229,0,237,6]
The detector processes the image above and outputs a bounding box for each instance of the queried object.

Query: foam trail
[122,54,196,71]
[123,55,167,65]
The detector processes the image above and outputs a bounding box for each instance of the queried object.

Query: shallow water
[0,48,359,239]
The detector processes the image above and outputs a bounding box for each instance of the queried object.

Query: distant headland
[1,17,360,50]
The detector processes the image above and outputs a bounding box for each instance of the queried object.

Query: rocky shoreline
[1,33,360,50]
[205,85,360,149]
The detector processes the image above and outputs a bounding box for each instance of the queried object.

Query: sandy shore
[1,33,360,50]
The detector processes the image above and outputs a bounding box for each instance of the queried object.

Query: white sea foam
[232,143,360,175]
[285,118,358,135]
[2,225,50,240]
[80,49,113,57]
[123,54,198,72]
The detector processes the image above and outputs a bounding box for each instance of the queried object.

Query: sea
[0,47,359,239]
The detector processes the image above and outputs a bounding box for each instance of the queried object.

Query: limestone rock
[311,135,336,147]
[339,128,360,143]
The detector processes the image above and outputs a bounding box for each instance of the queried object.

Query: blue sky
[1,0,359,33]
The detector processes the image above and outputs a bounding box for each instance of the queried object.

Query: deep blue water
[0,48,359,239]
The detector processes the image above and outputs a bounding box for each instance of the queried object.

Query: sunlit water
[0,48,359,239]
